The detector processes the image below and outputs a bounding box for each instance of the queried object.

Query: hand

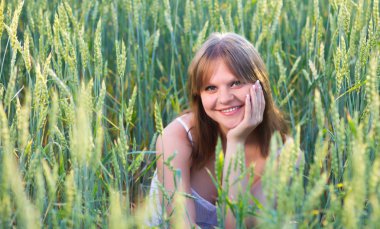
[227,80,265,142]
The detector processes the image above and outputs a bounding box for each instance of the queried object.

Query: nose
[218,88,234,104]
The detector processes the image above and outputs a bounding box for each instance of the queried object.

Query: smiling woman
[148,32,289,228]
[200,59,252,134]
[188,33,289,170]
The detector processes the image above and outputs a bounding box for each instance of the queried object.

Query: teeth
[221,106,239,113]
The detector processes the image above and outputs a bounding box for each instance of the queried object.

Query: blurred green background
[0,0,379,228]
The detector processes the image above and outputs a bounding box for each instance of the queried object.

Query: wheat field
[0,0,379,228]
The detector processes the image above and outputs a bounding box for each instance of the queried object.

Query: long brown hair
[187,33,289,169]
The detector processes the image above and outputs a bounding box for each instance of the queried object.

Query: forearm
[223,140,249,192]
[162,193,196,224]
[160,170,196,228]
[222,139,249,228]
[156,127,197,228]
[168,196,196,228]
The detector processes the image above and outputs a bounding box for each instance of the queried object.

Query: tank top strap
[176,116,194,144]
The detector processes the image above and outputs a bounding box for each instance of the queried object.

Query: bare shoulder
[162,113,193,141]
[156,113,194,160]
[176,112,194,128]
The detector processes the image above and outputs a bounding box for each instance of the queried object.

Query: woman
[148,32,289,228]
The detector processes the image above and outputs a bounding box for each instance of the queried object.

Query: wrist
[225,138,245,157]
[226,133,246,144]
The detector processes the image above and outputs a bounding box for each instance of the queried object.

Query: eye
[231,81,242,87]
[204,85,217,91]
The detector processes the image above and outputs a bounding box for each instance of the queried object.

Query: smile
[219,106,242,115]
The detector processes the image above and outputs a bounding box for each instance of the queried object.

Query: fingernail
[256,80,262,89]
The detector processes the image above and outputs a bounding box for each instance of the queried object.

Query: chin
[219,120,241,131]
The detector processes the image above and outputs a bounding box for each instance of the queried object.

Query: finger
[245,92,251,121]
[251,84,257,119]
[258,83,265,108]
[260,88,265,112]
[255,90,261,120]
[256,81,261,108]
[255,81,263,120]
[258,82,265,119]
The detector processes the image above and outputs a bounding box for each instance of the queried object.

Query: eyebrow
[205,77,242,86]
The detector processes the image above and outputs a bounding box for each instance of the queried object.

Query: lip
[217,105,243,116]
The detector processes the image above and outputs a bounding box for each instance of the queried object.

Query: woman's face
[200,60,252,135]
